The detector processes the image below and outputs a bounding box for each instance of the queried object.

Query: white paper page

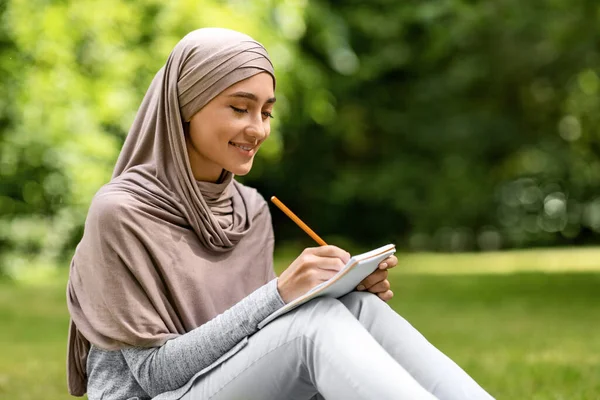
[258,244,395,329]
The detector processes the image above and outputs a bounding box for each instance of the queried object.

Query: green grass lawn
[0,278,73,399]
[1,249,599,399]
[393,273,600,400]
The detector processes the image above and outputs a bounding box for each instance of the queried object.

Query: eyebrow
[228,91,276,104]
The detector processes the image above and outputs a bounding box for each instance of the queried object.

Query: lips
[229,141,255,151]
[228,141,259,158]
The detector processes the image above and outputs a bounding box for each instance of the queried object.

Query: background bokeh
[0,0,599,399]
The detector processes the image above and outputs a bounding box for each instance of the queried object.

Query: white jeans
[180,292,494,400]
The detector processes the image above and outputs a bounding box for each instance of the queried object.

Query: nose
[245,116,268,143]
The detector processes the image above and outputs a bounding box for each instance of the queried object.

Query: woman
[66,28,494,400]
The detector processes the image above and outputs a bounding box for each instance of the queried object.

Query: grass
[1,248,599,399]
[392,273,600,400]
[0,277,72,399]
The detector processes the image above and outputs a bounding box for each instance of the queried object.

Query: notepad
[258,243,396,329]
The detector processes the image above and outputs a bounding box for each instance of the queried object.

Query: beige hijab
[66,28,277,396]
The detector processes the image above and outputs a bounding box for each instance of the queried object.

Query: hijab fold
[66,28,277,396]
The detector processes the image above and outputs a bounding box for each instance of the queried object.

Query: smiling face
[185,72,276,182]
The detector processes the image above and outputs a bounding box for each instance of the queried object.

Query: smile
[229,142,256,151]
[229,142,255,151]
[229,141,257,157]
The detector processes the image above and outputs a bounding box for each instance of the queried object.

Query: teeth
[230,142,252,151]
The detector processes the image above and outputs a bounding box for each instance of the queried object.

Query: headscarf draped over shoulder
[66,28,277,396]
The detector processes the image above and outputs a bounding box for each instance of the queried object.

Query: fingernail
[379,262,388,269]
[356,285,365,291]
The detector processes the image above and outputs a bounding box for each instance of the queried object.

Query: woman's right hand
[277,245,351,304]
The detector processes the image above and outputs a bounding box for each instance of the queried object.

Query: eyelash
[230,105,274,119]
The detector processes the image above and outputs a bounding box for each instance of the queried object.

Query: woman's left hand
[355,255,398,302]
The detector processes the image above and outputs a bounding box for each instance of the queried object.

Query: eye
[262,111,274,119]
[230,106,248,114]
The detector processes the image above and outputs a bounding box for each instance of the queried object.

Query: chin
[229,163,253,176]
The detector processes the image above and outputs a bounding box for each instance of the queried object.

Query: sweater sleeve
[120,278,285,397]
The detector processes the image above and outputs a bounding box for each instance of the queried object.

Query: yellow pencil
[270,196,328,246]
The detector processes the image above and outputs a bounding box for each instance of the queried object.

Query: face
[185,72,276,182]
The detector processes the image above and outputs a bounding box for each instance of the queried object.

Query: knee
[339,291,389,317]
[300,296,347,321]
[341,290,377,305]
[290,296,349,334]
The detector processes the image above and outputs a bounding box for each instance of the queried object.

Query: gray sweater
[86,279,285,400]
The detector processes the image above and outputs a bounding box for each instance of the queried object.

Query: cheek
[191,118,233,148]
[263,121,272,138]
[218,122,241,145]
[216,112,244,136]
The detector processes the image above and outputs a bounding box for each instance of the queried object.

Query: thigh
[180,302,320,400]
[182,295,436,400]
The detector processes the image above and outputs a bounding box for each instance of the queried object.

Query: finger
[377,290,394,302]
[379,255,398,270]
[307,254,345,273]
[357,269,388,290]
[366,279,391,294]
[314,267,342,282]
[309,245,351,263]
[361,269,388,289]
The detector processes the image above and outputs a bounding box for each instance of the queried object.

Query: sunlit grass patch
[396,247,600,275]
[274,245,600,275]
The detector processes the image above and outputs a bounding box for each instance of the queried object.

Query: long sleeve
[120,278,285,397]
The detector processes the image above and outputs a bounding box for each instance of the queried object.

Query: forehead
[221,72,275,98]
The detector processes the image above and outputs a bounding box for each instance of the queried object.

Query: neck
[190,166,224,183]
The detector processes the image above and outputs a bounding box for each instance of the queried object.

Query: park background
[0,0,599,398]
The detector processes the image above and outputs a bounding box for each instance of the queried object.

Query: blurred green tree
[1,0,599,276]
[249,0,600,251]
[0,0,300,274]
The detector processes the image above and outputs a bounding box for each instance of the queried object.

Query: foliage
[0,0,301,271]
[1,0,600,272]
[253,0,600,251]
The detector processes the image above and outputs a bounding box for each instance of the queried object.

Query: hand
[355,255,398,302]
[277,245,350,304]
